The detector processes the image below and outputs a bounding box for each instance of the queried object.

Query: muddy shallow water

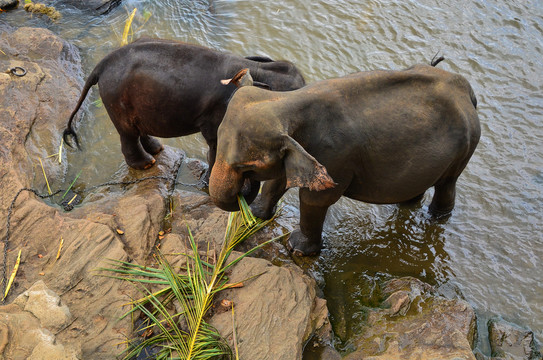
[3,0,542,354]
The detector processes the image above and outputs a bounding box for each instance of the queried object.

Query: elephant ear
[220,68,254,87]
[282,136,336,191]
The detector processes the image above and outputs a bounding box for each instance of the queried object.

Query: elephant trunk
[209,159,260,211]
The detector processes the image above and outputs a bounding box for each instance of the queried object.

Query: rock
[0,26,135,358]
[344,276,477,360]
[62,0,121,14]
[29,337,81,360]
[488,317,542,360]
[13,280,72,333]
[0,290,81,359]
[170,190,230,250]
[209,254,329,360]
[0,0,18,10]
[164,188,338,360]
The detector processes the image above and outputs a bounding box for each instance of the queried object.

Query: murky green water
[3,0,542,355]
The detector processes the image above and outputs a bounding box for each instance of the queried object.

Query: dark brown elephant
[63,38,305,170]
[209,63,480,256]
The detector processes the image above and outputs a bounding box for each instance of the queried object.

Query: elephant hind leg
[429,177,457,218]
[120,133,156,170]
[140,135,164,155]
[399,192,425,208]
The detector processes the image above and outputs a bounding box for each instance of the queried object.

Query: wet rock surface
[486,317,542,360]
[343,277,478,360]
[61,0,121,14]
[0,0,18,10]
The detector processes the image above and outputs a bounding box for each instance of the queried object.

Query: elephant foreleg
[251,176,287,220]
[288,199,330,256]
[201,129,218,186]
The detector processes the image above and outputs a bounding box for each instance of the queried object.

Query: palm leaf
[101,195,285,359]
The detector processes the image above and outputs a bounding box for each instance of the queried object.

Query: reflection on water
[316,199,452,345]
[3,0,543,353]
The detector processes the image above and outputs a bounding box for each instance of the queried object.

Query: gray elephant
[209,62,480,256]
[63,38,305,170]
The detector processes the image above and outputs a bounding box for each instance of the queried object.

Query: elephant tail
[428,53,477,109]
[430,53,445,67]
[63,66,101,149]
[469,86,478,109]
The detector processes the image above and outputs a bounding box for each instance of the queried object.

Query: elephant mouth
[209,158,261,212]
[238,178,260,207]
[212,177,261,212]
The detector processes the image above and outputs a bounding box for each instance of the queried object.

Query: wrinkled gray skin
[209,64,480,256]
[63,38,305,172]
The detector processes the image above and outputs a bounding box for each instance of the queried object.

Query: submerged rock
[0,0,18,10]
[488,317,542,360]
[62,0,121,14]
[344,277,477,360]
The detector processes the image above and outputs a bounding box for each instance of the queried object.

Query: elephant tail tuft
[63,127,80,150]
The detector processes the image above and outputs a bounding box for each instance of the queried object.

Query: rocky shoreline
[0,23,540,360]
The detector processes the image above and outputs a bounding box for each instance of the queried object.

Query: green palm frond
[100,195,288,359]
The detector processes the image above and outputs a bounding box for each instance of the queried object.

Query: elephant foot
[143,158,156,169]
[286,229,322,257]
[428,205,452,220]
[127,156,156,170]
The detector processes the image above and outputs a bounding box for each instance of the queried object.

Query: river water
[3,0,542,355]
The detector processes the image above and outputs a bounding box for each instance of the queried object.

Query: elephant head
[209,96,336,212]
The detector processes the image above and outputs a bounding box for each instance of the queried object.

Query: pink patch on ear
[285,177,302,189]
[285,165,336,191]
[309,175,336,191]
[309,163,336,191]
[221,68,249,87]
